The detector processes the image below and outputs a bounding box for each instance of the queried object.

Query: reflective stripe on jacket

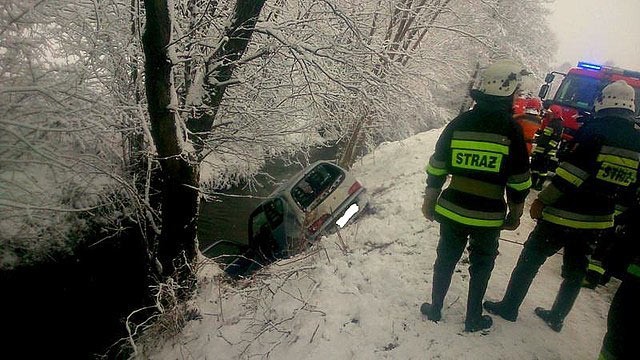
[538,116,640,230]
[426,101,530,228]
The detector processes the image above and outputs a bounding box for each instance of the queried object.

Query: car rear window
[291,163,344,210]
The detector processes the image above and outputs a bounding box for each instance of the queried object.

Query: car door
[249,197,287,259]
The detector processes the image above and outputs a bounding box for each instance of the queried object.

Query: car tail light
[348,181,362,195]
[307,214,330,234]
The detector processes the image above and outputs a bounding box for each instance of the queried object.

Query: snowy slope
[141,128,617,360]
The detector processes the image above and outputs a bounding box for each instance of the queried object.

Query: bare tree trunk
[141,0,267,287]
[344,0,447,168]
[186,0,267,151]
[183,0,198,101]
[125,0,162,280]
[126,0,144,178]
[407,0,452,54]
[388,0,417,61]
[367,0,384,45]
[142,0,199,286]
[338,114,367,169]
[397,0,434,64]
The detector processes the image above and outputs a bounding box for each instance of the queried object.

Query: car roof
[265,160,343,199]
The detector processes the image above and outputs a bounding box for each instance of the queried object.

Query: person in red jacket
[514,96,543,155]
[420,59,531,332]
[513,96,527,117]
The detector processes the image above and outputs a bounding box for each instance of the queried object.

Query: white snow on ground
[142,128,618,360]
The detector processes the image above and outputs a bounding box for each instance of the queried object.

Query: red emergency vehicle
[538,61,640,143]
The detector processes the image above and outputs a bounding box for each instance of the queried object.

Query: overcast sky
[548,0,640,70]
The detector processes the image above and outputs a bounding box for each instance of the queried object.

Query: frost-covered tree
[1,0,557,289]
[139,0,557,281]
[246,0,558,168]
[0,0,155,268]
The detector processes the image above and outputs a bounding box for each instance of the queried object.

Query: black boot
[424,241,460,323]
[582,269,601,289]
[420,302,441,322]
[535,278,582,332]
[463,261,494,332]
[484,244,545,322]
[535,307,563,332]
[465,279,494,331]
[422,272,449,322]
[483,300,517,322]
[464,315,493,332]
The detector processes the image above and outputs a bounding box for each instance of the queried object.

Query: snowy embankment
[143,128,617,360]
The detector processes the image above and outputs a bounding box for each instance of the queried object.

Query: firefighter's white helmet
[595,80,636,113]
[477,60,529,97]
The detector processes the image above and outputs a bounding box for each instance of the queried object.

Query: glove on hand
[529,198,545,219]
[503,201,525,230]
[422,187,440,221]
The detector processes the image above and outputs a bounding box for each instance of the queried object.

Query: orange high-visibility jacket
[514,113,542,155]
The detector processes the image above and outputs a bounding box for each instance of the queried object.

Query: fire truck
[537,61,640,143]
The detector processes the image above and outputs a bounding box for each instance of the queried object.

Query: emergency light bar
[577,61,603,71]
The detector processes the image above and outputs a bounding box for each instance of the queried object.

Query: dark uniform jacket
[426,97,531,228]
[533,118,563,159]
[538,114,640,229]
[606,203,640,281]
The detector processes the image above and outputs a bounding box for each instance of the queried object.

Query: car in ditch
[248,160,369,260]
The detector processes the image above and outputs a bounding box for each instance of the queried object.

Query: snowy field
[141,128,617,360]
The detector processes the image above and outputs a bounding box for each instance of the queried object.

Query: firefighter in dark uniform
[582,236,613,289]
[420,59,532,332]
[598,195,640,360]
[484,80,640,332]
[530,107,564,190]
[581,191,631,290]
